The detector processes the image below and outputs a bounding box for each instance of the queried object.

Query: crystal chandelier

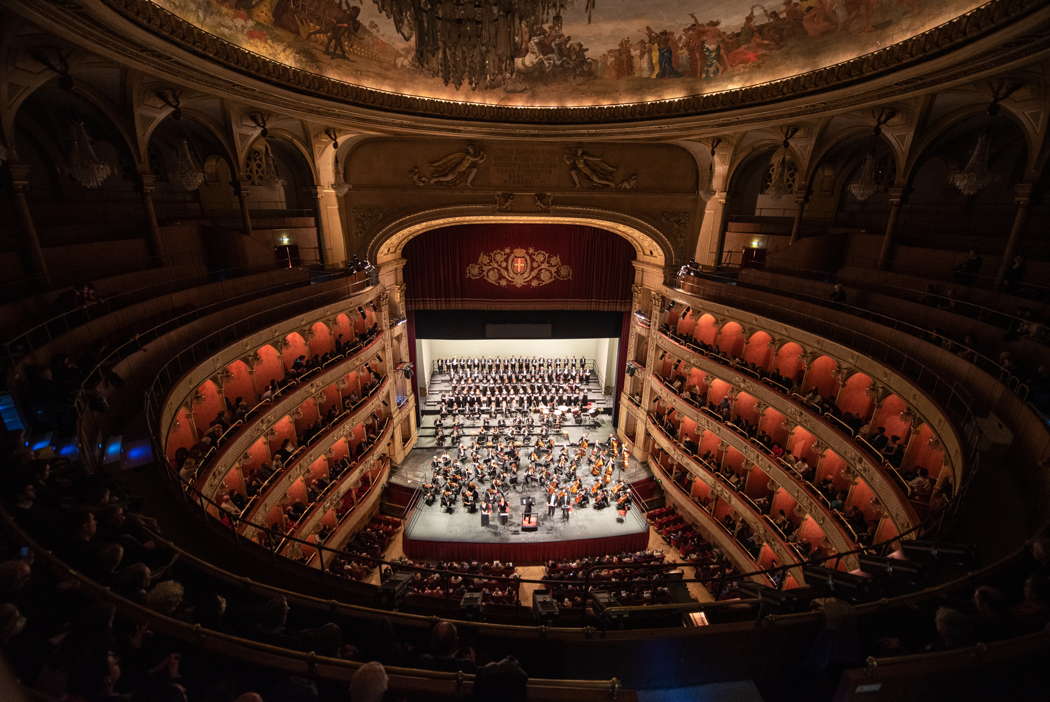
[371,0,588,89]
[253,139,281,186]
[764,147,792,197]
[848,153,878,202]
[949,131,995,196]
[170,138,204,192]
[699,138,719,201]
[68,122,112,189]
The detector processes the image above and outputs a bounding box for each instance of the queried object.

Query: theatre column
[377,291,399,410]
[312,185,348,268]
[8,163,50,289]
[235,178,253,238]
[995,183,1033,287]
[877,186,906,270]
[694,191,727,267]
[140,173,166,265]
[788,191,808,245]
[633,289,665,462]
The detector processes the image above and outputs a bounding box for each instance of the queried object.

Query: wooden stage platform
[403,487,649,563]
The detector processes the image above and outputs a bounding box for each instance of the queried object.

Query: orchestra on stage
[421,433,633,528]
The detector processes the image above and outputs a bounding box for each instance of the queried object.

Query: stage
[398,348,652,563]
[403,483,649,563]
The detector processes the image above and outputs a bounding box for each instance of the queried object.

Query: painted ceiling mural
[152,0,986,107]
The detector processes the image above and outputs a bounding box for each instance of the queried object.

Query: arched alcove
[899,113,1028,255]
[12,84,145,278]
[813,135,897,235]
[148,114,236,219]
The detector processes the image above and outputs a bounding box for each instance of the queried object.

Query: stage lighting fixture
[900,540,973,567]
[735,581,803,610]
[858,554,923,579]
[533,592,559,621]
[589,591,622,619]
[460,591,484,616]
[379,571,414,607]
[802,566,871,603]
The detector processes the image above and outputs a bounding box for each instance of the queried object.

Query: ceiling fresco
[150,0,987,108]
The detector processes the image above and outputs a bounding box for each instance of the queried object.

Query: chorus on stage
[433,357,599,442]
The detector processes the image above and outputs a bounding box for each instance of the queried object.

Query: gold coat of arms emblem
[466,247,572,288]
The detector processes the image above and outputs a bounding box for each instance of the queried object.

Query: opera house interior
[3,0,1050,700]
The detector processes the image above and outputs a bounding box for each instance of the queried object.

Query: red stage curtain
[404,224,635,310]
[403,530,649,564]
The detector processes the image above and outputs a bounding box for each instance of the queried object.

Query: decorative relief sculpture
[466,247,572,289]
[411,144,486,187]
[495,192,515,211]
[564,147,637,190]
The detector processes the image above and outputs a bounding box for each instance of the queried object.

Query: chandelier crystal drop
[371,0,583,89]
[68,122,113,190]
[949,131,995,196]
[848,153,878,202]
[170,138,205,192]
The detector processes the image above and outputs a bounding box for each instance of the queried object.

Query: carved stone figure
[412,144,486,187]
[564,147,637,190]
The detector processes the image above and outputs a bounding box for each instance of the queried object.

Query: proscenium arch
[370,210,672,288]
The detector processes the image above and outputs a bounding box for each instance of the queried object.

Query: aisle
[647,524,714,604]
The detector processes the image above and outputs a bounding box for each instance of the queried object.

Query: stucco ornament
[466,247,572,288]
[411,144,486,187]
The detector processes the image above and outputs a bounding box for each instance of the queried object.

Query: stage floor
[401,439,650,562]
[406,482,648,546]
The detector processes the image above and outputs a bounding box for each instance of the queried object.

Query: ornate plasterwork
[75,0,1049,125]
[411,144,486,187]
[466,247,572,289]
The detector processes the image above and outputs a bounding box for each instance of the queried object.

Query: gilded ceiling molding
[92,0,1047,124]
[368,207,671,269]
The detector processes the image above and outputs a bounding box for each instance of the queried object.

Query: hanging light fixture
[68,122,113,189]
[948,98,1005,197]
[848,111,895,202]
[763,128,798,198]
[248,112,281,187]
[171,138,204,192]
[327,127,349,196]
[764,148,792,197]
[371,0,591,90]
[258,140,281,186]
[848,153,878,202]
[157,90,204,192]
[949,130,994,197]
[699,138,720,201]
